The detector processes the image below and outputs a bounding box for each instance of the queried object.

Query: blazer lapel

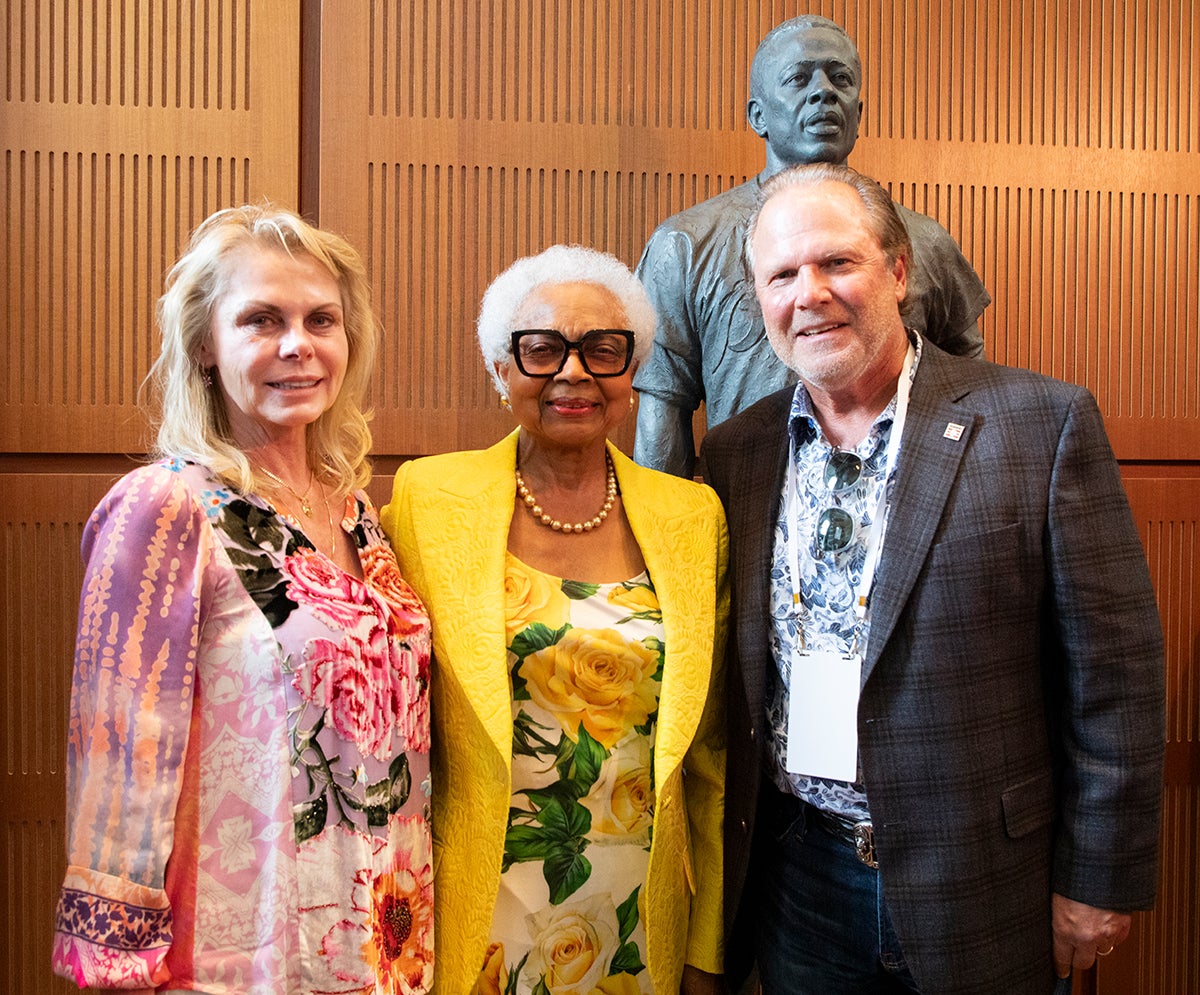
[862,346,977,678]
[614,447,712,783]
[727,393,792,715]
[429,432,520,763]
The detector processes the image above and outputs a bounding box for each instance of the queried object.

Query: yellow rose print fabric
[480,553,665,995]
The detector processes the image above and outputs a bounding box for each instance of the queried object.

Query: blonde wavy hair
[148,203,378,496]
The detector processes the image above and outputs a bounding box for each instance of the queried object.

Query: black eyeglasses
[814,450,863,556]
[510,329,635,377]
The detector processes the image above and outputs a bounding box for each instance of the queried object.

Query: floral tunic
[477,553,664,995]
[52,460,434,994]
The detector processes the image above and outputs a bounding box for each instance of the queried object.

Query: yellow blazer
[382,430,727,993]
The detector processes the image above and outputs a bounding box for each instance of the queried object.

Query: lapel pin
[943,422,965,441]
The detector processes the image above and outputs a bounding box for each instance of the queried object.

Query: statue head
[747,16,863,174]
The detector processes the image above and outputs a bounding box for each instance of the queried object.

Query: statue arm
[935,318,985,358]
[898,205,991,358]
[633,226,705,476]
[633,391,698,477]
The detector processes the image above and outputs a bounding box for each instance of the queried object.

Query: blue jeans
[754,792,921,994]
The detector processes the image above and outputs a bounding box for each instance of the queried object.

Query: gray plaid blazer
[701,339,1164,994]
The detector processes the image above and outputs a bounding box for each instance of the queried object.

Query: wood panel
[0,0,303,454]
[869,181,1199,459]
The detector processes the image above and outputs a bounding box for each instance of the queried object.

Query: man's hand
[681,964,727,995]
[1052,892,1132,977]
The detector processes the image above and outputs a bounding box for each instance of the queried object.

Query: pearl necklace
[516,452,617,534]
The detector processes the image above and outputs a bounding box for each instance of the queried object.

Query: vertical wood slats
[364,0,1198,150]
[1125,476,1200,759]
[368,0,755,130]
[1154,515,1198,748]
[890,182,1199,422]
[2,151,248,419]
[1136,785,1200,995]
[1,0,300,453]
[1109,474,1200,993]
[1,0,251,109]
[844,0,1198,151]
[1,511,88,778]
[3,818,69,993]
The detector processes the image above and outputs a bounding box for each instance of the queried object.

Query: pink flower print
[391,640,430,754]
[301,816,434,995]
[283,547,379,633]
[362,543,429,639]
[295,624,399,761]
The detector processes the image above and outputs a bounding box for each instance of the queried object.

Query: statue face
[748,25,862,168]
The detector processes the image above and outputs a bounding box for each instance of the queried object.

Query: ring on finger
[1097,944,1115,957]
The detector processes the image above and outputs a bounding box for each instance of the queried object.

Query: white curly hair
[476,244,657,395]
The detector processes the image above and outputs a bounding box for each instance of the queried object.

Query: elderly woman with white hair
[382,245,728,994]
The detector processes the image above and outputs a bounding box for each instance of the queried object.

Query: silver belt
[807,804,878,869]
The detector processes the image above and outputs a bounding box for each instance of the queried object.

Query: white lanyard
[786,343,915,635]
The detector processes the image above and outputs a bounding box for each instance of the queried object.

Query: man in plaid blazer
[700,163,1164,993]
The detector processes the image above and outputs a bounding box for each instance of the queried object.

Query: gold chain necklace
[318,482,338,559]
[258,466,338,559]
[258,465,315,516]
[515,451,617,534]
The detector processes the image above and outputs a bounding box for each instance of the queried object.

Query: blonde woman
[53,205,433,994]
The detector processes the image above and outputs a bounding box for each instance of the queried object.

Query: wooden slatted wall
[1,2,1196,992]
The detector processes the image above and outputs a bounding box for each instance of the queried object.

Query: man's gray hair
[745,162,912,273]
[477,244,657,394]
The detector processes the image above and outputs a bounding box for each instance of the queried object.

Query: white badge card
[785,650,862,782]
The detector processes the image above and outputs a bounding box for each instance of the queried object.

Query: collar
[786,330,923,450]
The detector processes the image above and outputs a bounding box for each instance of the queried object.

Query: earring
[629,395,636,411]
[500,395,511,409]
[201,367,213,388]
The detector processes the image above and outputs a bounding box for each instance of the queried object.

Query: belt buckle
[853,822,878,868]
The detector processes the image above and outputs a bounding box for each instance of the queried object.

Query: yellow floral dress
[477,552,664,995]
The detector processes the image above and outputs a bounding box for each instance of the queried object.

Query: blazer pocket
[932,519,1021,553]
[1001,772,1055,838]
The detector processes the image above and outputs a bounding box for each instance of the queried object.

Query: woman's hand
[681,964,727,995]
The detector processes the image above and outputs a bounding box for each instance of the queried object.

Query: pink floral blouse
[51,460,433,994]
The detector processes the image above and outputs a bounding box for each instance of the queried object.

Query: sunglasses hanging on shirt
[814,449,864,557]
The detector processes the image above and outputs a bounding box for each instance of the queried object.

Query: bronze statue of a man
[633,16,991,477]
